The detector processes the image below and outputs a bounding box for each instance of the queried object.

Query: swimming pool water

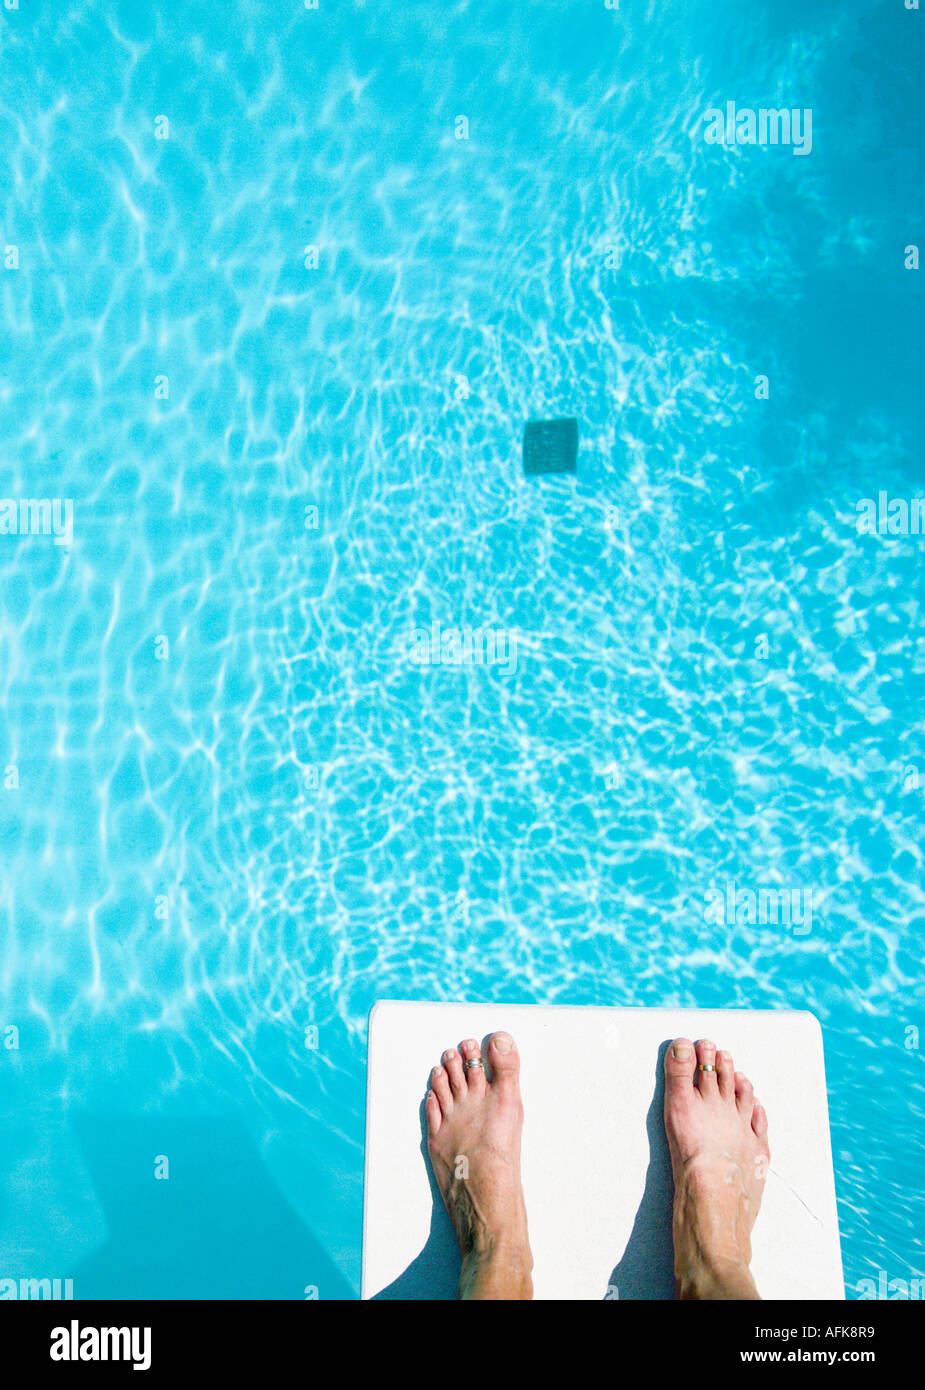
[1,0,923,1298]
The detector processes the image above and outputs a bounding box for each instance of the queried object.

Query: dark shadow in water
[70,1113,354,1300]
[604,1040,675,1300]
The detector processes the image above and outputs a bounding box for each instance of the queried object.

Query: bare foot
[663,1037,770,1300]
[425,1032,533,1300]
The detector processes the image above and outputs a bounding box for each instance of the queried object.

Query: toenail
[433,1065,443,1076]
[463,1038,477,1051]
[720,1051,731,1062]
[672,1043,692,1060]
[493,1033,513,1053]
[444,1049,456,1059]
[700,1040,715,1050]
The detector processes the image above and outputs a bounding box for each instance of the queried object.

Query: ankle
[677,1252,759,1301]
[460,1241,534,1300]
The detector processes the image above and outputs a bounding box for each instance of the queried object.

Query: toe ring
[698,1063,715,1072]
[464,1057,484,1071]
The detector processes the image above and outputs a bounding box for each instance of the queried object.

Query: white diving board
[362,1002,844,1301]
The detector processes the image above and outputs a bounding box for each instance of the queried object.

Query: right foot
[425,1032,533,1300]
[663,1037,769,1300]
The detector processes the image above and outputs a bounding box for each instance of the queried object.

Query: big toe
[664,1037,695,1106]
[486,1031,520,1096]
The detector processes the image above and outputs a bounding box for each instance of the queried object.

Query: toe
[460,1038,486,1094]
[664,1038,696,1104]
[716,1048,735,1101]
[431,1063,452,1115]
[485,1031,520,1098]
[735,1070,754,1119]
[424,1089,442,1137]
[752,1099,769,1143]
[442,1047,467,1100]
[695,1039,719,1095]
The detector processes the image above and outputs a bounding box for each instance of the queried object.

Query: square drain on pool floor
[523,417,579,475]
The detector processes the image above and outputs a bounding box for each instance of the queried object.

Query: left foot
[425,1032,533,1300]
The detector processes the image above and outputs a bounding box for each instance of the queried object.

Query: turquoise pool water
[1,0,923,1299]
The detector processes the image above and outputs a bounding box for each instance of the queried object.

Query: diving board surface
[362,1003,844,1301]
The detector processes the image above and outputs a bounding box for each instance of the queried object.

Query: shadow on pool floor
[70,1113,354,1300]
